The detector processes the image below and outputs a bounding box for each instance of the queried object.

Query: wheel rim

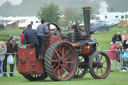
[90,52,110,78]
[51,43,77,80]
[75,56,88,78]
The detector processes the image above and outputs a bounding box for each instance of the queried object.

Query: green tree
[37,2,61,24]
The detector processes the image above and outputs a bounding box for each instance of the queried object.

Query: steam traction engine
[17,7,111,81]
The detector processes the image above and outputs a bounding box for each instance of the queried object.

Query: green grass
[0,29,22,35]
[0,29,22,41]
[94,27,126,50]
[0,72,128,85]
[0,27,128,85]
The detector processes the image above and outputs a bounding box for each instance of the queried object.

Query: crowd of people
[108,31,128,72]
[0,18,48,78]
[24,19,48,59]
[0,37,17,77]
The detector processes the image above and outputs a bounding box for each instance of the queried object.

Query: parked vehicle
[78,24,95,32]
[0,24,5,30]
[77,21,111,33]
[90,22,111,32]
[18,18,40,29]
[98,20,119,27]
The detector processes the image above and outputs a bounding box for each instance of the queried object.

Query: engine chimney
[83,7,91,40]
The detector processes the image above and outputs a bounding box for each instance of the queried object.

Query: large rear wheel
[89,51,111,79]
[44,41,78,81]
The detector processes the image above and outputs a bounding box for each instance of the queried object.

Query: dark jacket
[74,24,83,41]
[6,42,17,53]
[123,40,128,49]
[112,34,122,43]
[24,28,39,45]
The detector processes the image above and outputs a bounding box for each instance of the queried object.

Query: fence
[1,50,128,77]
[0,53,18,77]
[103,49,128,72]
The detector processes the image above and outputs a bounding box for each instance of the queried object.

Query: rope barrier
[101,49,128,72]
[4,53,17,55]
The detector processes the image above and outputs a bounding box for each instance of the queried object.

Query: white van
[18,17,40,29]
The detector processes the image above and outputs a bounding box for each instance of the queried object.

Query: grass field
[0,29,22,41]
[0,27,128,85]
[0,72,128,85]
[94,27,127,50]
[0,27,126,49]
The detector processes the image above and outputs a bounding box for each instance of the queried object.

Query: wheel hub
[60,59,65,64]
[99,62,103,68]
[58,57,66,65]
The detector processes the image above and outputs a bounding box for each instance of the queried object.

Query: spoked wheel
[74,56,88,78]
[89,51,111,79]
[44,41,78,81]
[23,73,47,81]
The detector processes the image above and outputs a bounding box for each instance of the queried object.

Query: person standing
[20,27,27,44]
[3,39,17,77]
[37,19,48,58]
[7,36,13,44]
[24,24,39,59]
[112,32,122,44]
[123,35,128,49]
[0,41,7,77]
[122,31,127,43]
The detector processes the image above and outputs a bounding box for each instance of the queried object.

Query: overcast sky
[0,0,22,6]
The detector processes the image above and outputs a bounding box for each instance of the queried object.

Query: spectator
[112,32,122,44]
[24,24,39,59]
[123,35,128,49]
[122,35,128,71]
[89,33,96,42]
[37,19,48,58]
[20,27,27,44]
[3,39,17,77]
[6,36,13,44]
[0,41,7,77]
[122,48,128,71]
[108,41,122,71]
[89,33,101,53]
[122,31,127,43]
[108,42,117,60]
[122,48,128,62]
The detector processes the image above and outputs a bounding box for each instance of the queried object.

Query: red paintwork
[17,22,92,77]
[82,45,90,55]
[47,33,90,56]
[17,23,63,75]
[49,34,62,45]
[71,42,91,56]
[17,48,44,74]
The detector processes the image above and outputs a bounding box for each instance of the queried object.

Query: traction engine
[17,7,111,81]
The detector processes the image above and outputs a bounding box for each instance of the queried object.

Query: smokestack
[83,7,91,40]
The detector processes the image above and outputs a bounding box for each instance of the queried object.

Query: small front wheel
[89,51,111,79]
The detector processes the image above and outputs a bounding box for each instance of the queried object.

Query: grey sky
[0,0,128,16]
[0,0,22,6]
